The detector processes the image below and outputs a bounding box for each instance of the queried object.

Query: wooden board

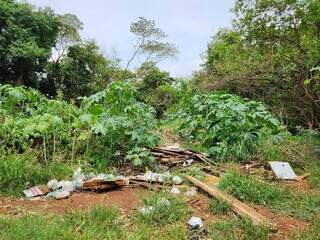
[186,175,277,231]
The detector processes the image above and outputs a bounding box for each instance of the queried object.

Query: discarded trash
[158,198,171,207]
[188,216,203,228]
[47,179,60,191]
[95,173,115,181]
[170,186,180,194]
[185,187,197,196]
[269,162,297,180]
[187,159,194,165]
[23,185,50,198]
[54,190,70,200]
[186,175,277,230]
[59,180,75,192]
[132,171,171,183]
[73,167,86,181]
[139,206,155,214]
[172,176,183,185]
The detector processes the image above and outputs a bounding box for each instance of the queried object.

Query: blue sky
[27,0,234,77]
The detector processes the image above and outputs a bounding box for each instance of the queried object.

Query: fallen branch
[186,175,277,231]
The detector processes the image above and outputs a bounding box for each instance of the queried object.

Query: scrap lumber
[151,146,212,166]
[295,172,310,181]
[130,180,166,192]
[81,179,125,192]
[186,175,277,231]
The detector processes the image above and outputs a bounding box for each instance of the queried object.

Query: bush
[170,92,280,161]
[0,83,159,170]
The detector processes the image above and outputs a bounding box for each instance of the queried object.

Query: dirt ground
[0,187,145,215]
[0,184,311,240]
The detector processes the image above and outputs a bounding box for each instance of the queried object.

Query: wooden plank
[186,175,277,231]
[295,172,310,181]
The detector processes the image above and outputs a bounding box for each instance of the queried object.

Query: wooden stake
[186,175,277,231]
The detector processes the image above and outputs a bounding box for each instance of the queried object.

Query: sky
[26,0,235,77]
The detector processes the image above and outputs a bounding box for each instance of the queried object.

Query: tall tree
[0,0,59,87]
[125,17,178,70]
[54,41,113,101]
[41,13,83,96]
[203,0,320,129]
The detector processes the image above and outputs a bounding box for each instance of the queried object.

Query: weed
[0,150,73,195]
[208,217,269,240]
[209,198,231,215]
[135,193,190,226]
[218,171,288,205]
[129,224,187,240]
[260,131,320,188]
[293,215,320,240]
[219,171,320,220]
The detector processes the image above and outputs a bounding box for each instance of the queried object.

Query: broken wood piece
[130,180,165,192]
[241,162,264,170]
[202,167,222,177]
[186,175,277,231]
[81,179,125,192]
[295,173,310,181]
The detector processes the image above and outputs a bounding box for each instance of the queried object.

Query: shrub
[0,83,159,171]
[170,92,280,161]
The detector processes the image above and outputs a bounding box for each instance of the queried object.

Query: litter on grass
[23,185,50,198]
[269,161,297,180]
[188,216,203,228]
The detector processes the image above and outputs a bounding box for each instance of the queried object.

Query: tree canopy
[201,0,320,129]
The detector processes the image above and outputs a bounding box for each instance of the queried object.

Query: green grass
[0,206,125,240]
[0,204,190,240]
[219,171,320,220]
[208,198,231,215]
[128,224,187,240]
[0,150,73,196]
[260,131,320,188]
[208,217,269,240]
[134,192,190,226]
[293,215,320,240]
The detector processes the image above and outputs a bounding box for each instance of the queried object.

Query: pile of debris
[23,168,128,200]
[151,145,211,166]
[22,146,212,200]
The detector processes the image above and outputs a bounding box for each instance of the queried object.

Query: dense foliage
[171,93,280,161]
[200,0,320,130]
[0,83,159,170]
[135,62,179,118]
[0,0,59,87]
